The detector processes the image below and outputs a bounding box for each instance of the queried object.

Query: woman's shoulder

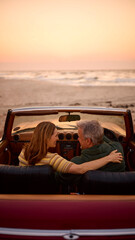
[47,152,60,157]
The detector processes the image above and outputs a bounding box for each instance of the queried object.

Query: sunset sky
[0,0,135,70]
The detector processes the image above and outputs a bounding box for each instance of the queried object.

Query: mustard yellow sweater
[19,149,73,173]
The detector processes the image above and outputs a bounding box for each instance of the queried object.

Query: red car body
[1,195,135,240]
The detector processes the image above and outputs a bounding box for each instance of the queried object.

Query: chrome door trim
[0,227,135,237]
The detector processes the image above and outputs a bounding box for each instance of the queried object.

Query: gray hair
[77,120,104,145]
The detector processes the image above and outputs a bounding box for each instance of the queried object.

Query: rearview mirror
[59,114,80,122]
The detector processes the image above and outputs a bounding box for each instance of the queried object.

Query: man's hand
[109,150,123,163]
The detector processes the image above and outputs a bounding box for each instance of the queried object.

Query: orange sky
[0,0,135,70]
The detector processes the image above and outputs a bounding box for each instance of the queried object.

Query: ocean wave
[0,70,135,86]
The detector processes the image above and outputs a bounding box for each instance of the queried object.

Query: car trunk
[0,195,135,240]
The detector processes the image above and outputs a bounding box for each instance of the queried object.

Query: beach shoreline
[0,79,135,137]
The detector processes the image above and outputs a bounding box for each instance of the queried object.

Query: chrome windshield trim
[0,227,135,237]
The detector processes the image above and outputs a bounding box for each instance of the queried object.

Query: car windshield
[12,111,126,136]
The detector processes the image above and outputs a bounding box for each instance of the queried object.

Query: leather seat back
[80,170,135,195]
[0,165,58,194]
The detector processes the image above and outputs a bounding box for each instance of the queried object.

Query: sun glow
[0,0,135,70]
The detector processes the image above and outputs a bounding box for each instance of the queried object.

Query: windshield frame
[2,106,133,142]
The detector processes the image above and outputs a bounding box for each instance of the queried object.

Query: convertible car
[0,106,135,240]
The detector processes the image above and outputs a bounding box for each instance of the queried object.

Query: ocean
[0,70,135,86]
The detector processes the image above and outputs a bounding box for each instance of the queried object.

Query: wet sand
[0,79,135,136]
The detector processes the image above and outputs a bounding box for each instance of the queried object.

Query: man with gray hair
[56,120,125,185]
[77,120,104,149]
[72,120,125,171]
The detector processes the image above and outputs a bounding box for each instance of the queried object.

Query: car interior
[0,108,135,195]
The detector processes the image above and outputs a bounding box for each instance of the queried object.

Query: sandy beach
[0,79,135,137]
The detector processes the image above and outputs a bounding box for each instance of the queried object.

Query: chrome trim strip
[0,228,135,237]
